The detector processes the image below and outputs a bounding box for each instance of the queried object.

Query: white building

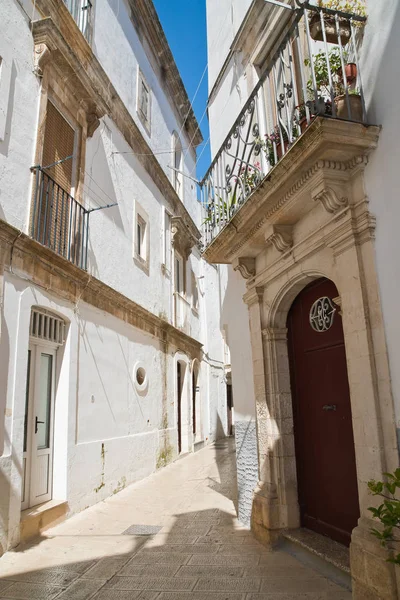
[0,0,229,554]
[204,0,400,597]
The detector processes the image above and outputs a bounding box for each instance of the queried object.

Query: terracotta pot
[334,94,363,121]
[338,63,358,84]
[309,13,351,45]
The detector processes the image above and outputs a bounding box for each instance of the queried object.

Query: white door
[22,344,56,509]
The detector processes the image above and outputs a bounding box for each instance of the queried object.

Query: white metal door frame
[22,340,58,509]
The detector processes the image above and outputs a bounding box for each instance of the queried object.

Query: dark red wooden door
[287,278,360,546]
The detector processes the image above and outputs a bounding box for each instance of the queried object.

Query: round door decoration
[309,296,336,332]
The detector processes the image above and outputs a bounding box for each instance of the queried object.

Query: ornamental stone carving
[265,225,293,253]
[313,186,348,214]
[233,257,256,280]
[171,216,197,259]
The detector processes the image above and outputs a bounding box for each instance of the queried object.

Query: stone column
[326,192,399,599]
[244,285,300,546]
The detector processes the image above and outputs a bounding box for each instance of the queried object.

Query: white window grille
[30,309,65,346]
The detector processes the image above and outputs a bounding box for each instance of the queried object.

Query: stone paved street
[0,440,351,599]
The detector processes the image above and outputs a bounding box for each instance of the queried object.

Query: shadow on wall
[207,434,239,510]
[0,61,17,159]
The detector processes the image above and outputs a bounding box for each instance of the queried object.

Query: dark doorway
[192,370,197,436]
[177,362,183,454]
[287,278,360,546]
[227,383,233,436]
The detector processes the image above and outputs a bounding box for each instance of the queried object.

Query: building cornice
[0,220,202,357]
[32,3,201,245]
[130,0,203,148]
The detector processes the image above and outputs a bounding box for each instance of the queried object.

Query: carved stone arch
[265,270,334,330]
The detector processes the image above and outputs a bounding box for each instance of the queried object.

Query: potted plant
[305,48,363,121]
[368,470,400,566]
[309,0,366,45]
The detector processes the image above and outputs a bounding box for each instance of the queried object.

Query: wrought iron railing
[64,0,93,44]
[30,167,89,270]
[201,2,367,247]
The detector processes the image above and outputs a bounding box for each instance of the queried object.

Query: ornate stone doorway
[287,278,359,546]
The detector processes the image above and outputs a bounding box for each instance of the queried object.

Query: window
[172,132,183,199]
[137,70,151,132]
[191,271,199,312]
[163,209,172,273]
[136,215,146,259]
[175,254,185,295]
[133,202,149,273]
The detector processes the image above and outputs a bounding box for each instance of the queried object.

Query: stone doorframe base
[238,160,399,599]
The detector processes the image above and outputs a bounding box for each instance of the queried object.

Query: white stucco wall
[0,0,228,554]
[206,0,252,94]
[361,0,400,433]
[92,0,198,220]
[0,0,39,232]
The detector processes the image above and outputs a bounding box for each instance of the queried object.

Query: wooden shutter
[32,101,79,262]
[42,101,75,190]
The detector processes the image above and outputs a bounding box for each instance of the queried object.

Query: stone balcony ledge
[202,117,380,265]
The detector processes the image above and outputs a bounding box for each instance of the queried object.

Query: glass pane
[23,350,31,453]
[37,354,53,450]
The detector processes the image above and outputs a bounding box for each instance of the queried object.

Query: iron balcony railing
[30,166,89,270]
[200,3,367,247]
[64,0,93,44]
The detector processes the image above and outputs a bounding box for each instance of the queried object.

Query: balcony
[30,167,89,270]
[200,3,368,253]
[64,0,93,44]
[174,292,192,336]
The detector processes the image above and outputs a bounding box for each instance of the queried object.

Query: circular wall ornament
[309,297,336,332]
[134,361,148,393]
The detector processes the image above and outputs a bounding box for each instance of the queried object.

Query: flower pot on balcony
[309,13,351,45]
[338,62,358,84]
[334,93,363,121]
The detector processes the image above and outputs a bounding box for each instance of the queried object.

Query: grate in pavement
[122,524,163,535]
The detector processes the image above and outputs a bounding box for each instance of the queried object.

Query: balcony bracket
[233,257,256,280]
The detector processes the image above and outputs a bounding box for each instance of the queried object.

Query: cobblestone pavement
[0,439,351,599]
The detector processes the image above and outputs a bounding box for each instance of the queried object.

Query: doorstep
[280,528,351,591]
[20,499,68,542]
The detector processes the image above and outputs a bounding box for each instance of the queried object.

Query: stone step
[280,528,351,592]
[20,500,68,542]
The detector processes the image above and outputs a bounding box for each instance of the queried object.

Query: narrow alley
[0,440,351,599]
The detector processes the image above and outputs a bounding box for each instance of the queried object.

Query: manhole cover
[122,524,163,536]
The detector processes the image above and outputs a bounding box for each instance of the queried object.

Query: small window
[175,254,185,295]
[191,271,199,311]
[136,215,146,259]
[133,202,149,274]
[172,132,183,199]
[163,209,172,273]
[137,70,151,133]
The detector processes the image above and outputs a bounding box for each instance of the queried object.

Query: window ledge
[134,254,149,275]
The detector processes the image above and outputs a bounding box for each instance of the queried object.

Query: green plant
[317,0,366,17]
[368,469,400,565]
[305,47,348,97]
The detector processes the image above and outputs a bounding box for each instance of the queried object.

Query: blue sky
[153,0,210,181]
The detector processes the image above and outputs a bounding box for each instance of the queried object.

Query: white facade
[205,0,400,528]
[0,0,228,555]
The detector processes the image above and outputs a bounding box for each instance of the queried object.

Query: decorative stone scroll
[233,257,256,280]
[171,216,198,259]
[265,225,293,253]
[313,187,348,214]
